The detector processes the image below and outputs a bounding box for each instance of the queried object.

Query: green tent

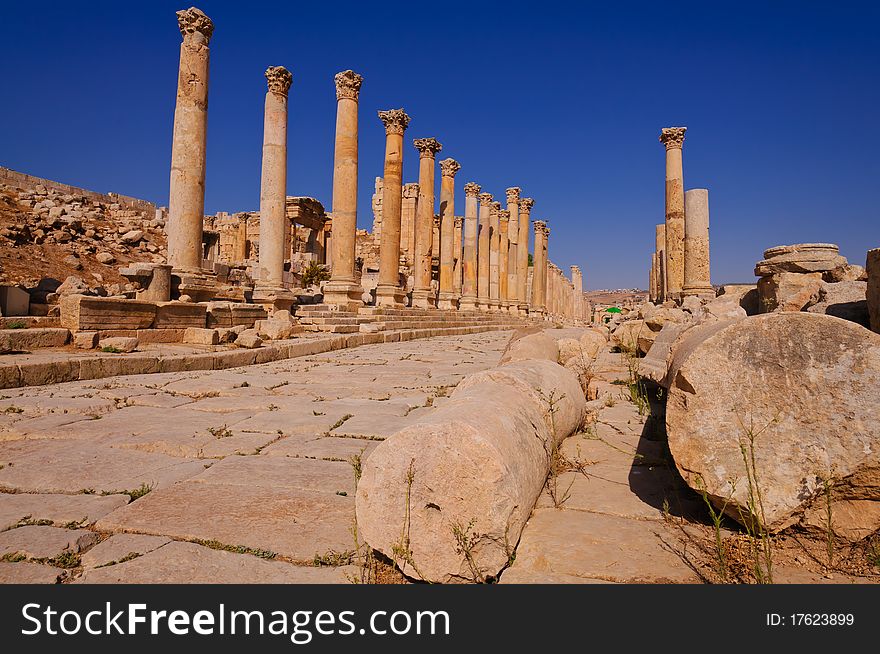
[604,307,622,313]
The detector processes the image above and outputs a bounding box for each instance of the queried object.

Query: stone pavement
[0,330,512,583]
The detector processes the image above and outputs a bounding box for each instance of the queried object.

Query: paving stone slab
[81,533,171,568]
[0,525,99,559]
[233,407,349,436]
[0,492,129,530]
[0,561,62,584]
[195,456,355,496]
[261,435,379,462]
[76,541,355,583]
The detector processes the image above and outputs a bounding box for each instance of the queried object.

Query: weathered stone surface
[757,271,822,312]
[0,327,69,353]
[254,318,298,341]
[0,561,62,584]
[754,243,847,276]
[76,541,353,583]
[611,320,646,353]
[865,248,879,334]
[73,330,98,349]
[498,328,557,364]
[666,313,880,533]
[183,327,219,345]
[644,307,687,332]
[153,302,207,329]
[717,284,760,315]
[0,525,99,559]
[357,358,585,582]
[60,295,156,331]
[805,280,869,327]
[236,329,263,349]
[825,263,866,283]
[0,492,129,530]
[579,329,606,359]
[81,534,171,568]
[98,336,139,353]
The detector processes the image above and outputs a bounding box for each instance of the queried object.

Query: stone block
[183,327,219,346]
[73,331,98,349]
[153,302,207,329]
[0,286,30,316]
[98,336,139,353]
[0,328,70,353]
[60,295,156,331]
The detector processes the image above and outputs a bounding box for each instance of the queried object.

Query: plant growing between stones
[101,346,122,353]
[301,261,331,288]
[820,469,837,568]
[208,424,233,439]
[7,320,27,329]
[451,518,486,583]
[694,474,738,583]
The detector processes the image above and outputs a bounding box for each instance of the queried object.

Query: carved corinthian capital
[464,182,481,197]
[265,66,292,96]
[334,70,363,101]
[454,215,463,228]
[413,137,442,158]
[491,201,501,211]
[177,7,214,42]
[478,192,493,206]
[533,220,548,236]
[378,108,410,135]
[505,187,521,203]
[402,183,420,199]
[439,158,461,178]
[519,197,534,213]
[498,210,510,223]
[659,126,687,150]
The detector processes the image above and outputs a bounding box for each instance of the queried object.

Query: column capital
[265,66,292,96]
[413,137,442,158]
[533,220,548,236]
[177,7,214,42]
[478,192,493,206]
[659,126,687,150]
[433,214,441,228]
[378,108,410,135]
[403,182,420,198]
[505,187,521,203]
[454,215,464,228]
[498,210,510,224]
[334,70,363,101]
[491,201,501,212]
[439,158,461,178]
[570,265,580,274]
[519,197,534,213]
[464,182,481,197]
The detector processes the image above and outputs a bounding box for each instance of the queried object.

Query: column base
[437,292,459,311]
[411,289,437,309]
[516,303,530,316]
[459,296,478,311]
[681,285,715,299]
[322,280,365,312]
[476,297,491,311]
[487,299,501,312]
[375,283,406,308]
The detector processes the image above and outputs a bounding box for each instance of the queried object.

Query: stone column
[167,7,213,275]
[401,183,419,268]
[571,265,582,321]
[488,201,502,310]
[323,70,364,310]
[649,253,658,303]
[253,65,293,309]
[453,216,463,298]
[660,126,687,302]
[531,221,548,316]
[235,214,248,262]
[375,109,411,307]
[477,192,492,310]
[682,188,713,297]
[412,137,442,308]
[517,197,534,314]
[505,187,521,310]
[460,183,480,310]
[655,223,666,304]
[498,210,511,310]
[438,158,461,310]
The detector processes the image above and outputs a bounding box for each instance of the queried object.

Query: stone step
[302,324,360,334]
[297,316,377,326]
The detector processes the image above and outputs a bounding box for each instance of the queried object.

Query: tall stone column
[412,137,442,308]
[659,126,687,302]
[517,197,534,314]
[531,221,548,316]
[505,187,521,310]
[453,216,463,298]
[682,188,713,297]
[498,210,510,310]
[375,109,411,307]
[235,214,248,262]
[254,65,294,310]
[438,158,461,310]
[655,223,666,304]
[323,70,364,310]
[460,183,480,310]
[401,183,419,268]
[649,253,658,303]
[488,201,502,310]
[477,192,492,310]
[167,7,213,278]
[571,265,582,321]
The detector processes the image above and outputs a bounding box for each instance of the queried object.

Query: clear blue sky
[3,1,878,289]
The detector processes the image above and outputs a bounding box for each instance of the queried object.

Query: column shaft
[412,138,442,308]
[660,127,687,301]
[506,188,521,309]
[376,109,410,307]
[477,193,492,310]
[682,188,713,297]
[438,158,460,309]
[517,198,534,313]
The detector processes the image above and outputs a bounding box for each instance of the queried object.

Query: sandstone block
[611,319,646,353]
[498,328,558,364]
[183,327,219,345]
[60,295,156,331]
[666,313,880,534]
[73,330,99,349]
[98,336,139,353]
[867,248,880,334]
[0,327,69,353]
[254,318,297,341]
[757,271,822,312]
[754,243,847,276]
[235,330,263,349]
[153,301,207,329]
[805,280,869,327]
[0,525,99,560]
[717,284,760,315]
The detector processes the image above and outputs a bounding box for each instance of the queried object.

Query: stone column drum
[655,223,666,303]
[460,183,481,310]
[498,210,510,310]
[453,216,463,298]
[506,187,521,309]
[477,193,492,310]
[401,183,419,268]
[412,138,442,308]
[375,109,411,307]
[323,70,365,310]
[649,253,658,303]
[531,221,548,316]
[254,65,294,308]
[660,126,687,301]
[517,197,534,314]
[488,201,502,310]
[438,158,461,310]
[167,7,214,273]
[682,188,713,297]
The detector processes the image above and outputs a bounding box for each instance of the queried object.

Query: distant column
[659,126,687,301]
[517,197,534,314]
[498,209,510,310]
[477,192,492,310]
[323,70,365,309]
[401,183,419,268]
[531,221,548,316]
[649,253,658,303]
[571,265,583,321]
[505,187,521,310]
[453,216,463,299]
[375,108,411,307]
[412,137,442,308]
[167,7,214,273]
[682,188,713,297]
[235,214,248,262]
[655,223,666,304]
[254,65,293,308]
[488,201,502,311]
[438,158,461,310]
[460,183,480,310]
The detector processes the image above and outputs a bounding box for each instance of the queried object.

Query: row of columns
[652,127,712,304]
